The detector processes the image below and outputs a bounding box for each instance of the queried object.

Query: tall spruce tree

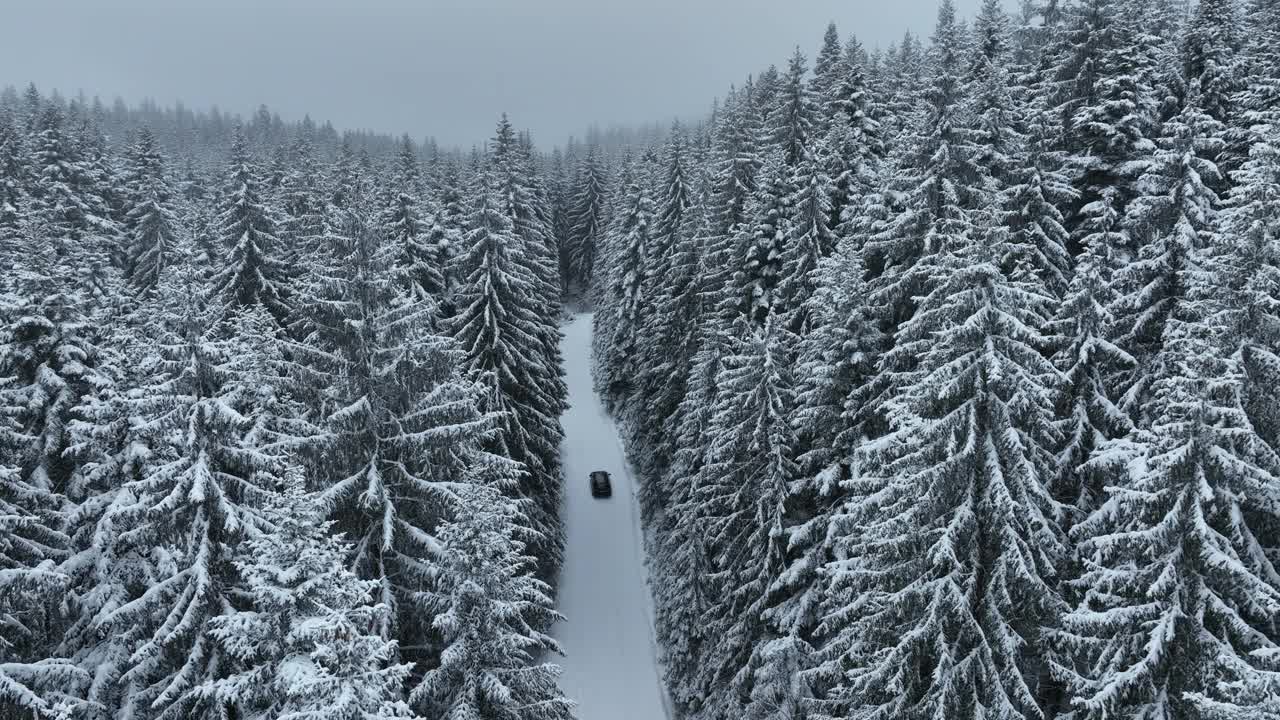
[292,210,516,658]
[0,107,29,241]
[1218,115,1280,449]
[1054,0,1159,256]
[1182,0,1242,177]
[725,150,790,328]
[448,173,565,576]
[1111,86,1225,420]
[567,150,608,293]
[822,35,886,242]
[210,125,289,321]
[275,119,325,272]
[593,167,653,412]
[817,241,1065,720]
[791,239,884,485]
[811,23,845,126]
[1051,192,1135,515]
[862,0,988,425]
[1056,249,1280,720]
[628,127,702,499]
[1230,0,1280,158]
[95,293,283,719]
[654,312,725,719]
[771,244,885,705]
[0,248,93,719]
[26,105,118,296]
[434,158,470,305]
[409,485,571,720]
[192,473,421,720]
[0,239,116,712]
[779,150,834,333]
[695,318,800,717]
[380,135,446,304]
[121,128,180,297]
[489,119,568,579]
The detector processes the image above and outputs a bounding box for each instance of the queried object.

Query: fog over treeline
[0,0,996,147]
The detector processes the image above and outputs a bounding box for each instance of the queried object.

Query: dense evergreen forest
[591,0,1280,719]
[5,0,1280,718]
[0,82,588,719]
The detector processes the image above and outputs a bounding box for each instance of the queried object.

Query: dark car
[589,470,612,498]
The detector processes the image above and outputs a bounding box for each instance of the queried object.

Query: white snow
[553,313,672,720]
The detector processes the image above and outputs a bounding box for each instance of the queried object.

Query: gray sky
[3,0,990,148]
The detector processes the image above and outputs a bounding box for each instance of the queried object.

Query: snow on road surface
[553,313,672,720]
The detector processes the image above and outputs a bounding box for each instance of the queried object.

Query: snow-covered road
[553,313,671,720]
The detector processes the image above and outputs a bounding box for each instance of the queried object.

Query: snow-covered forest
[4,0,1280,718]
[591,0,1280,718]
[0,84,580,719]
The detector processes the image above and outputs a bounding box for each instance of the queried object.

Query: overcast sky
[3,0,991,148]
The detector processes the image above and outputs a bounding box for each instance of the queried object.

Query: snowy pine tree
[862,0,988,424]
[380,135,445,304]
[194,473,420,720]
[810,23,845,126]
[771,45,833,333]
[409,485,572,720]
[487,119,568,580]
[121,128,180,297]
[291,209,516,660]
[725,149,789,328]
[817,241,1065,720]
[791,240,884,485]
[1182,0,1242,177]
[1056,250,1280,720]
[1218,114,1280,449]
[593,167,653,411]
[567,150,608,293]
[210,125,289,321]
[276,120,326,273]
[25,105,118,297]
[448,172,565,577]
[694,318,800,716]
[1053,0,1159,255]
[0,249,94,717]
[0,107,29,242]
[1051,193,1135,515]
[0,240,116,700]
[822,35,885,246]
[627,127,699,487]
[1112,86,1225,420]
[94,287,282,719]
